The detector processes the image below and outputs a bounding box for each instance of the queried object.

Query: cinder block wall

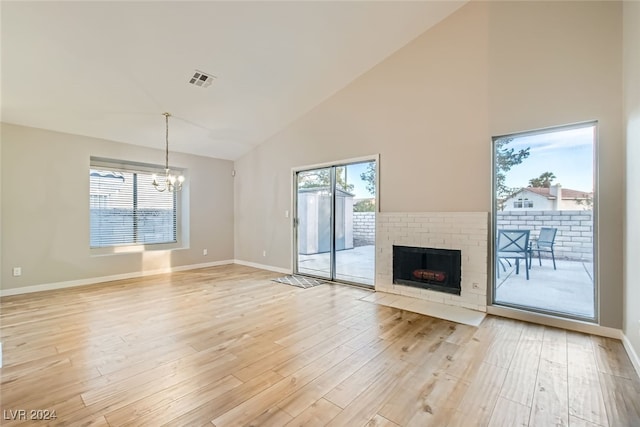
[497,210,593,261]
[353,212,376,246]
[354,210,593,261]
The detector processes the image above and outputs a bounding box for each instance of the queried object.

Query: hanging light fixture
[152,112,185,192]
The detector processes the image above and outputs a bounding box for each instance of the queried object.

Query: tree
[575,193,594,210]
[353,199,376,212]
[298,167,354,192]
[359,162,376,196]
[495,137,530,210]
[529,171,556,188]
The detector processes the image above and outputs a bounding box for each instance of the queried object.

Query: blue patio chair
[497,229,531,280]
[530,227,558,270]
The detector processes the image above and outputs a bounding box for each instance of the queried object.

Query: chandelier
[152,112,185,192]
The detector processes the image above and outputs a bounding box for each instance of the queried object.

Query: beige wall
[234,1,624,328]
[234,1,490,268]
[624,1,640,358]
[1,123,235,291]
[487,1,623,327]
[0,125,3,288]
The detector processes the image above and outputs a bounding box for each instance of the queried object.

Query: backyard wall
[353,212,375,246]
[353,210,593,261]
[497,210,593,261]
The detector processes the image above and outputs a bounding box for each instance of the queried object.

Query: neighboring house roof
[514,187,592,200]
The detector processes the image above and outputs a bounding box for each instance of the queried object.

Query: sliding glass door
[295,160,376,286]
[492,122,597,320]
[296,167,333,279]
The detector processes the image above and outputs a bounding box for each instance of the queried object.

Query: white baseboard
[487,305,623,339]
[622,333,640,378]
[233,259,292,275]
[0,259,234,297]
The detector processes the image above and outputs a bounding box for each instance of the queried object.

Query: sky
[502,124,595,192]
[344,161,375,199]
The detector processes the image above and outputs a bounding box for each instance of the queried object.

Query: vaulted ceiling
[1,1,466,160]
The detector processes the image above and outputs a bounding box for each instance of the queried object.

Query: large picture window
[90,159,178,248]
[492,122,596,321]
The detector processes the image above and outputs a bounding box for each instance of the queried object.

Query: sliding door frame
[291,154,379,287]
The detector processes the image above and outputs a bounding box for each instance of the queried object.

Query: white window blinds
[90,162,177,248]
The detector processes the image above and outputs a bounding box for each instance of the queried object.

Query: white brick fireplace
[376,212,488,312]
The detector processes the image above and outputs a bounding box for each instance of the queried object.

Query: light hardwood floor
[1,264,639,426]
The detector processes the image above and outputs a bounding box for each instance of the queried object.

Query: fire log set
[412,269,447,282]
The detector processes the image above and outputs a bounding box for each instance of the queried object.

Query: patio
[495,258,595,319]
[297,245,375,285]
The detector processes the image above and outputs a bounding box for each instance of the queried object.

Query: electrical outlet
[472,282,480,289]
[285,210,289,218]
[203,249,208,256]
[12,267,22,277]
[263,250,267,257]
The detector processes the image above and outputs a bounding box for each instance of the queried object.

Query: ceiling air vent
[188,70,216,88]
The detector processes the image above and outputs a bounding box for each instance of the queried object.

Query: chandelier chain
[152,112,184,193]
[164,112,170,170]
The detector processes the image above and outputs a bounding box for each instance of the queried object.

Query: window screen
[90,162,177,248]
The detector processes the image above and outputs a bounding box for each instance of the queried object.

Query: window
[493,121,596,320]
[513,198,533,209]
[90,159,178,248]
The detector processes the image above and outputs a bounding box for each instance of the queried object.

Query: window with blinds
[90,160,178,248]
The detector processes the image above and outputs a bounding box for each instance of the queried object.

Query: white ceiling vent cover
[188,70,216,88]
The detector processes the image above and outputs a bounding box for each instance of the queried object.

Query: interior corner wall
[233,1,624,328]
[0,124,235,291]
[623,0,640,359]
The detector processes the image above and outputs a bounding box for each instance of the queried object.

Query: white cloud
[510,125,595,154]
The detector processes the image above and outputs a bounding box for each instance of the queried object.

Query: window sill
[90,242,186,256]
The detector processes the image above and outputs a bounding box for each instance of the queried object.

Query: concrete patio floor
[297,245,375,286]
[495,258,595,319]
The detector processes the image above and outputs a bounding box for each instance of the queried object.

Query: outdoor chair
[497,229,531,280]
[530,227,558,270]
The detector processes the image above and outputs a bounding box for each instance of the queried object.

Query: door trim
[487,305,618,339]
[291,154,379,286]
[488,121,599,323]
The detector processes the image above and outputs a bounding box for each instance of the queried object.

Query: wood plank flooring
[1,264,639,426]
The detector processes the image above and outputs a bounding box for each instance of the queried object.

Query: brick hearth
[376,212,488,312]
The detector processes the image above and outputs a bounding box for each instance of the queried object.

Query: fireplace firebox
[393,245,461,295]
